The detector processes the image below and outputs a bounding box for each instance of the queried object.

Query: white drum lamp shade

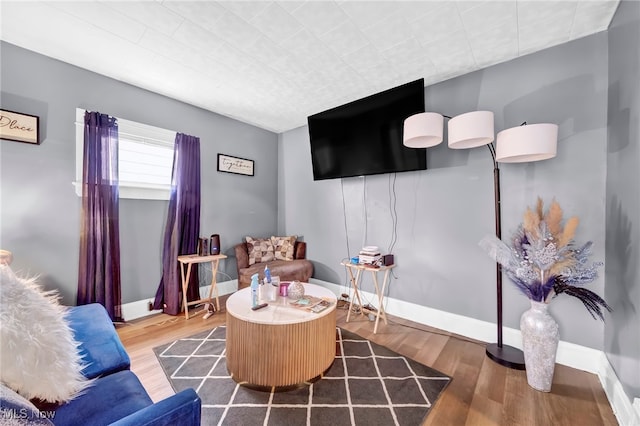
[448,111,495,149]
[496,123,558,163]
[403,112,444,148]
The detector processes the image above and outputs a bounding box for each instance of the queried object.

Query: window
[75,108,175,200]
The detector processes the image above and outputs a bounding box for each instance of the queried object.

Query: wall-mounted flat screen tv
[308,78,426,181]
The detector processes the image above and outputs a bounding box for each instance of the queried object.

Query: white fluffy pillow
[0,265,92,402]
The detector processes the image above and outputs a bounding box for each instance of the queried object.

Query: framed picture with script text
[217,153,254,176]
[0,110,40,145]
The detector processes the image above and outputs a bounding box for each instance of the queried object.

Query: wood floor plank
[117,301,618,425]
[475,353,507,405]
[503,367,536,426]
[465,393,502,426]
[423,338,479,425]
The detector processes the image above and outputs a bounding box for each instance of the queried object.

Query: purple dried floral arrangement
[480,198,611,320]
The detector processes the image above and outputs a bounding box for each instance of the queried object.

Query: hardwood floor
[116,298,618,425]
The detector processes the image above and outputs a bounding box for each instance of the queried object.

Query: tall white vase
[520,300,559,392]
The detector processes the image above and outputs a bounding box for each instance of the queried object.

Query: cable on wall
[387,173,399,254]
[340,178,352,259]
[340,179,356,296]
[362,176,368,248]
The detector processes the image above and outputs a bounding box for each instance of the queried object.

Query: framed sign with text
[0,110,40,145]
[217,153,254,176]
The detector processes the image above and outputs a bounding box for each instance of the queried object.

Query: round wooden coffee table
[226,283,337,388]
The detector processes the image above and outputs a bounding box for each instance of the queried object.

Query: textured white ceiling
[0,1,620,133]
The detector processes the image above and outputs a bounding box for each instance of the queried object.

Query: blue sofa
[0,303,201,426]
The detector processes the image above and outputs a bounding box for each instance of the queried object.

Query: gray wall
[606,0,640,404]
[280,32,610,350]
[0,41,278,306]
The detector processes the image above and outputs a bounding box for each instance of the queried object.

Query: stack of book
[359,246,381,265]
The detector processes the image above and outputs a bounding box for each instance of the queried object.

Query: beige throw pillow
[245,237,275,265]
[271,236,297,261]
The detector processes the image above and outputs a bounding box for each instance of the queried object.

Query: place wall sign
[0,110,40,145]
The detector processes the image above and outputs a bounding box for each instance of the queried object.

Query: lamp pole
[484,144,525,370]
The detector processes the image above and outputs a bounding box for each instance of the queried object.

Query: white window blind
[74,108,176,200]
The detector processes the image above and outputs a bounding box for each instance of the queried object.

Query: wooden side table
[177,254,227,319]
[341,261,395,334]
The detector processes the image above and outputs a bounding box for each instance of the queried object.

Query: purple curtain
[153,133,201,315]
[77,111,122,322]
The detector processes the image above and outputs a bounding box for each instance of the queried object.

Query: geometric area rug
[153,326,451,426]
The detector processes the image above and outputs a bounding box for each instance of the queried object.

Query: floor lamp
[403,111,558,370]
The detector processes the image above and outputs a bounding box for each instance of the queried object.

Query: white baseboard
[309,278,638,426]
[121,279,238,321]
[598,355,640,426]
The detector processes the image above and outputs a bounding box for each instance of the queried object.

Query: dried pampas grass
[527,197,579,249]
[523,206,541,238]
[558,216,579,248]
[544,199,565,240]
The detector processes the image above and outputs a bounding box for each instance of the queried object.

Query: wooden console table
[177,253,227,319]
[341,261,395,334]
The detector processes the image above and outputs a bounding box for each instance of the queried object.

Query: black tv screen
[308,79,426,181]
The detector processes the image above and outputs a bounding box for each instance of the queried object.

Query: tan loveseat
[234,238,313,289]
